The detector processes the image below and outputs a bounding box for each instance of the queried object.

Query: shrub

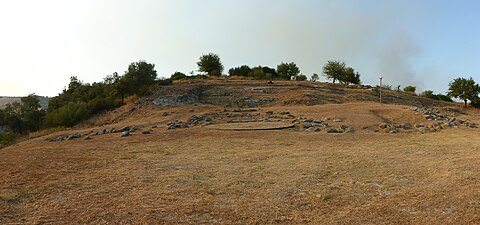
[0,132,21,148]
[403,86,416,93]
[295,74,308,81]
[170,72,188,80]
[228,65,251,77]
[46,102,91,127]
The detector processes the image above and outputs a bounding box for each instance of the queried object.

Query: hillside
[1,80,480,224]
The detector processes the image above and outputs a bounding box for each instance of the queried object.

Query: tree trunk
[121,94,125,104]
[464,99,468,108]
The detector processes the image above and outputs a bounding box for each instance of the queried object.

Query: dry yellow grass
[1,80,479,224]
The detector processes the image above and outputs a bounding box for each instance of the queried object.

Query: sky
[1,0,480,97]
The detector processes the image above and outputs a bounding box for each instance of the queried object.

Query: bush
[46,102,91,127]
[156,78,173,86]
[170,72,188,80]
[0,132,21,148]
[471,97,480,108]
[421,90,453,102]
[229,65,252,77]
[295,74,308,81]
[403,86,416,93]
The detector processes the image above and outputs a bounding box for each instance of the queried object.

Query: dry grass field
[1,81,480,224]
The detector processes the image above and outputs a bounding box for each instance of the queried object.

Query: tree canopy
[277,62,300,80]
[323,61,361,84]
[228,65,252,77]
[197,53,224,76]
[447,77,480,107]
[403,86,416,93]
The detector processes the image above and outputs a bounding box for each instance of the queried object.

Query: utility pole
[379,76,383,105]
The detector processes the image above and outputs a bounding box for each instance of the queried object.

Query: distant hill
[0,96,50,110]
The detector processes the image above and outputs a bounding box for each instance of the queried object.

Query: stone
[367,127,379,133]
[142,130,152,134]
[111,128,116,133]
[121,131,130,137]
[162,112,170,116]
[266,111,274,115]
[67,133,81,140]
[333,118,342,122]
[417,127,429,134]
[302,123,313,129]
[341,125,355,133]
[379,123,388,129]
[129,126,137,132]
[326,127,343,133]
[313,119,324,124]
[119,126,130,132]
[306,127,320,132]
[84,135,92,140]
[403,123,412,129]
[385,127,398,134]
[303,119,313,123]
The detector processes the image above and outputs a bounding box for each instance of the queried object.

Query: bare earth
[1,81,480,224]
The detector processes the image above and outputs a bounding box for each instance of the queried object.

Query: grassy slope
[1,80,479,224]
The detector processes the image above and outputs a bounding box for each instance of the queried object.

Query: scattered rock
[67,133,81,140]
[167,120,189,129]
[403,123,412,130]
[302,123,314,129]
[119,126,130,132]
[306,127,320,132]
[129,126,137,132]
[121,131,130,137]
[142,130,152,134]
[84,135,92,140]
[333,118,342,122]
[340,125,355,133]
[326,127,343,133]
[162,112,170,116]
[367,127,379,133]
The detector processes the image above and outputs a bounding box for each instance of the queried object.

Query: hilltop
[1,79,480,224]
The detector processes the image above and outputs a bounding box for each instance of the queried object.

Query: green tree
[448,77,480,107]
[323,60,346,83]
[295,74,308,81]
[20,94,45,132]
[46,102,90,127]
[124,61,157,95]
[197,53,224,76]
[343,67,361,85]
[421,90,435,99]
[170,71,188,80]
[103,72,120,85]
[311,73,319,82]
[421,90,453,102]
[3,102,23,133]
[277,62,300,80]
[403,86,416,93]
[228,65,251,77]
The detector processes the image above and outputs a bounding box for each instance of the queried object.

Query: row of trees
[178,53,359,84]
[0,61,162,136]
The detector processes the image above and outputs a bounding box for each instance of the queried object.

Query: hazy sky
[1,0,480,96]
